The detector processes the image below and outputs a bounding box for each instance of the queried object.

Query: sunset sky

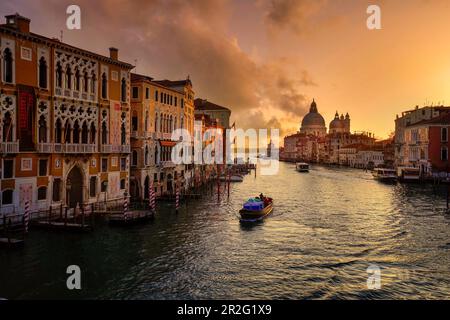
[2,0,450,139]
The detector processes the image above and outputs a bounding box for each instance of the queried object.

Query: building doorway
[67,166,83,208]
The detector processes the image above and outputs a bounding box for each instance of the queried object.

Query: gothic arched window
[73,121,80,143]
[91,72,96,94]
[39,57,47,89]
[65,65,72,89]
[38,115,47,143]
[121,78,127,102]
[55,119,62,143]
[81,121,88,144]
[101,122,108,144]
[56,63,63,88]
[121,122,126,145]
[90,122,96,144]
[84,72,89,92]
[74,68,80,91]
[132,150,138,167]
[2,112,13,142]
[3,48,13,83]
[101,73,107,99]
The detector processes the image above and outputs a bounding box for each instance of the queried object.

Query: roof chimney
[109,47,118,60]
[5,13,30,33]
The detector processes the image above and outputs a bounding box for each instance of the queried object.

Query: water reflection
[1,162,450,299]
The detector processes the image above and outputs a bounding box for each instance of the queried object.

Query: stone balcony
[38,143,97,154]
[0,141,19,154]
[100,144,130,153]
[160,160,176,168]
[37,142,54,153]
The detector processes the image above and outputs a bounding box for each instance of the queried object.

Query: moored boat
[295,162,309,172]
[372,168,397,182]
[397,167,420,182]
[239,196,273,223]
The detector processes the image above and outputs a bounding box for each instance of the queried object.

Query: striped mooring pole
[175,183,180,213]
[24,200,31,233]
[149,180,156,214]
[123,192,128,220]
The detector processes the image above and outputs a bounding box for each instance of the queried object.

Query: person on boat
[259,193,271,207]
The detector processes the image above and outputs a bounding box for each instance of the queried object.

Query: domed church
[300,99,327,137]
[329,111,350,134]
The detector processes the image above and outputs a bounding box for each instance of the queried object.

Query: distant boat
[397,167,420,182]
[372,168,397,182]
[219,174,244,182]
[295,162,310,172]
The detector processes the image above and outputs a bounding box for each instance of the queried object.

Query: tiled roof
[194,99,231,112]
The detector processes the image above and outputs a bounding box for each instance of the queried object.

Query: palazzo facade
[0,14,133,214]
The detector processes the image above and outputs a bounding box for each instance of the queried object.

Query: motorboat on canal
[295,162,310,172]
[239,195,273,223]
[372,168,397,182]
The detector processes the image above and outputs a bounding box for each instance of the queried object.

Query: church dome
[330,118,344,129]
[330,111,344,129]
[301,99,326,128]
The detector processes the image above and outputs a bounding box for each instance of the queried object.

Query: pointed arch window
[64,122,72,143]
[55,119,62,143]
[121,122,126,145]
[39,57,47,89]
[74,68,81,91]
[73,121,80,143]
[132,150,138,167]
[101,73,107,99]
[121,78,127,102]
[2,112,13,142]
[101,122,108,144]
[91,72,96,94]
[38,115,47,143]
[90,122,96,144]
[145,146,149,166]
[3,48,13,83]
[65,65,72,89]
[81,121,88,144]
[56,63,63,88]
[83,72,89,92]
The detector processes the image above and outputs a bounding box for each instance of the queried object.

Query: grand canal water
[1,162,450,299]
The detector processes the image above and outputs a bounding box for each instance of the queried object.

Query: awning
[160,141,177,147]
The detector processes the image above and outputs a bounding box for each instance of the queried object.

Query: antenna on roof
[60,30,63,42]
[134,59,137,72]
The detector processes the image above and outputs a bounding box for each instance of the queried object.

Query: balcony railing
[37,143,54,153]
[0,141,19,154]
[161,160,176,168]
[48,143,96,154]
[64,143,97,153]
[131,131,139,139]
[100,144,130,153]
